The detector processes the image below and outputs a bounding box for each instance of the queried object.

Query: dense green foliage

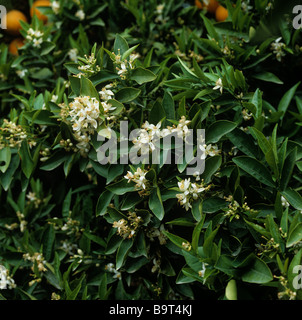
[1,0,302,300]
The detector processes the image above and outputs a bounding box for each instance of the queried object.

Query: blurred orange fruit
[4,10,28,36]
[195,0,220,14]
[8,38,25,56]
[205,0,220,14]
[195,0,203,9]
[30,0,51,23]
[215,5,228,22]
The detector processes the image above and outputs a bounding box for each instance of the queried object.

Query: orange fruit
[195,0,220,14]
[195,0,203,9]
[8,38,25,56]
[30,0,51,23]
[204,0,220,14]
[4,10,28,36]
[215,5,228,22]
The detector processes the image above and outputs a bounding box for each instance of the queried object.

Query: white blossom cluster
[60,240,79,255]
[155,4,168,24]
[99,84,116,115]
[242,109,253,121]
[0,119,28,150]
[64,96,102,156]
[75,9,85,20]
[68,48,79,62]
[51,1,60,14]
[112,211,143,240]
[132,116,191,155]
[111,50,139,79]
[76,53,100,77]
[26,28,44,48]
[161,116,191,139]
[23,252,47,273]
[105,263,121,280]
[176,178,211,211]
[281,196,290,208]
[132,121,162,155]
[16,69,28,79]
[0,265,16,290]
[124,167,149,191]
[199,143,221,158]
[271,37,286,62]
[241,0,253,12]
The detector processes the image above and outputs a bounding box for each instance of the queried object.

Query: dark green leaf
[233,156,275,188]
[149,187,165,220]
[0,147,11,173]
[287,223,302,248]
[19,141,34,179]
[116,239,133,270]
[115,87,141,103]
[96,190,114,216]
[131,67,156,85]
[241,256,273,284]
[278,82,300,118]
[206,120,237,144]
[281,188,302,210]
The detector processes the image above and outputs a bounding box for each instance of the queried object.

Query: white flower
[176,178,210,211]
[132,129,154,154]
[68,48,79,62]
[34,30,43,38]
[213,78,223,94]
[190,183,205,199]
[51,1,60,14]
[242,109,253,121]
[51,95,58,103]
[33,38,43,48]
[241,0,253,12]
[60,240,78,255]
[105,263,115,273]
[271,37,286,62]
[99,86,114,101]
[75,9,85,20]
[117,62,127,77]
[78,65,91,72]
[178,178,191,192]
[113,219,127,234]
[113,52,122,64]
[206,144,220,156]
[265,2,273,12]
[169,116,191,139]
[142,121,162,139]
[281,196,290,208]
[16,69,27,78]
[101,101,116,113]
[199,144,220,157]
[65,96,101,155]
[0,265,16,290]
[26,28,44,48]
[26,191,37,202]
[113,270,122,279]
[198,262,208,279]
[28,28,35,35]
[156,4,165,15]
[72,120,82,132]
[105,263,121,280]
[124,167,148,190]
[128,53,139,69]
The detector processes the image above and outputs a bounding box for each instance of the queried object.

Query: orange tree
[0,0,302,301]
